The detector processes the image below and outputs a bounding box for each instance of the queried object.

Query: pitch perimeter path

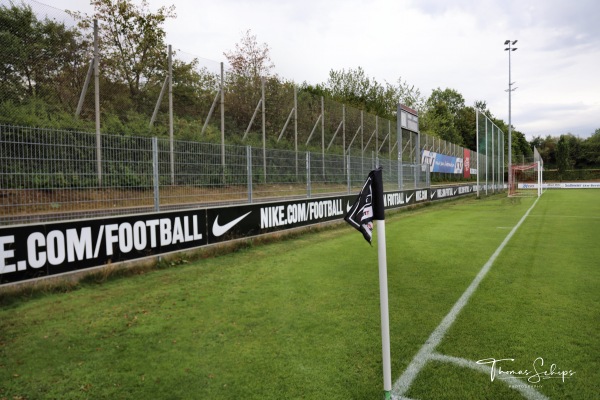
[393,196,545,400]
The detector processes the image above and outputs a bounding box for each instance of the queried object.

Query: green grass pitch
[0,190,598,399]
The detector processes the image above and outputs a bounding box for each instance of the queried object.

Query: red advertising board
[463,149,471,179]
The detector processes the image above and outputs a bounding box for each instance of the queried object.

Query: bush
[543,169,600,181]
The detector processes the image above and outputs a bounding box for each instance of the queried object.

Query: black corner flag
[344,167,393,398]
[344,167,385,244]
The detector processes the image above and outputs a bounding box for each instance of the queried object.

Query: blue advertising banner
[421,150,464,174]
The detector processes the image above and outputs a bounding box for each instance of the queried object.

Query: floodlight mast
[505,39,517,193]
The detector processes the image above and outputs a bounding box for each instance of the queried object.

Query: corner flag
[344,167,393,400]
[344,167,385,244]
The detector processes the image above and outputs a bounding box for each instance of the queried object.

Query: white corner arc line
[393,197,541,398]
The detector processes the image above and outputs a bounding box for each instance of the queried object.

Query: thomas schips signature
[476,357,575,383]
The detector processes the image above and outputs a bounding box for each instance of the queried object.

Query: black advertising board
[206,195,355,244]
[429,185,475,201]
[381,189,429,207]
[0,209,207,285]
[0,185,474,285]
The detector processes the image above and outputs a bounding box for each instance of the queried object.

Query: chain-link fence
[0,124,429,225]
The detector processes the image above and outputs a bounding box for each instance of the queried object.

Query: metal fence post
[306,152,311,198]
[294,85,298,178]
[321,96,325,179]
[375,115,378,159]
[388,120,392,161]
[415,131,420,189]
[485,117,489,196]
[149,76,167,129]
[247,145,252,203]
[476,110,480,198]
[93,19,102,187]
[221,62,225,185]
[342,105,346,172]
[361,110,364,178]
[347,154,351,194]
[75,61,93,118]
[262,77,267,183]
[152,137,159,212]
[168,44,174,186]
[398,123,402,190]
[492,123,495,193]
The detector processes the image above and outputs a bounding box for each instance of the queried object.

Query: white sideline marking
[392,197,541,398]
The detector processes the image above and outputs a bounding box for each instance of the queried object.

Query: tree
[70,0,176,108]
[456,106,476,150]
[221,29,277,138]
[0,3,87,106]
[530,135,543,149]
[385,77,425,113]
[531,135,561,167]
[474,100,488,113]
[556,135,570,176]
[300,81,328,98]
[529,132,600,169]
[512,129,532,162]
[168,59,220,121]
[564,134,583,168]
[580,129,600,167]
[325,67,372,109]
[421,87,465,145]
[323,67,424,120]
[224,29,275,80]
[426,87,465,118]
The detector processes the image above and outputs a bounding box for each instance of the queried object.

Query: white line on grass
[392,197,542,399]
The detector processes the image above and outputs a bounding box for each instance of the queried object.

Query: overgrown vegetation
[532,130,600,169]
[1,0,598,173]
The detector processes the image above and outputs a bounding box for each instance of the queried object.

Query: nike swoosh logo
[431,191,436,199]
[406,193,414,203]
[212,211,252,237]
[346,201,352,213]
[454,190,458,195]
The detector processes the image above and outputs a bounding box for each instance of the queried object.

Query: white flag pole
[344,167,392,399]
[377,219,392,399]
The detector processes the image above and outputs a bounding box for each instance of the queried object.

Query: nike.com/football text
[260,199,344,229]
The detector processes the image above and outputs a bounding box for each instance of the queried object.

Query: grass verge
[0,191,597,399]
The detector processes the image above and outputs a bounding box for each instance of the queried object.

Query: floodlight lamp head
[512,40,518,45]
[504,40,510,45]
[505,47,509,51]
[512,47,518,51]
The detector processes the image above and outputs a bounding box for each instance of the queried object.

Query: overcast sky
[48,0,600,139]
